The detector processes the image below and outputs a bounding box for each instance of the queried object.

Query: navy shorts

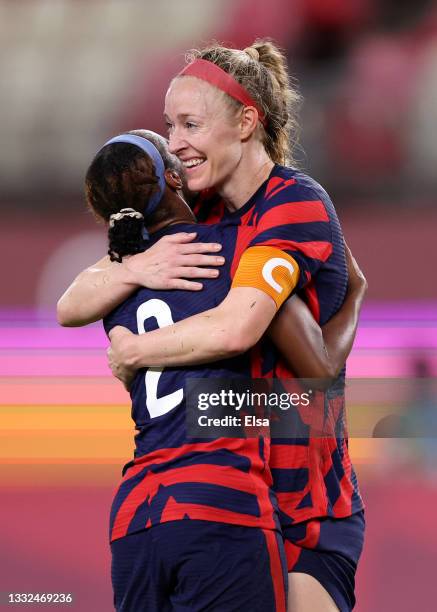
[111,520,287,611]
[284,511,365,611]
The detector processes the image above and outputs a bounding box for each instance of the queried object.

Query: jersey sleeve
[103,311,119,337]
[103,302,134,338]
[243,181,333,292]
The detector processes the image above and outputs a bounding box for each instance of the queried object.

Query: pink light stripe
[2,352,436,377]
[1,379,130,405]
[3,325,437,350]
[360,301,437,321]
[1,302,436,323]
[347,353,437,377]
[0,353,435,378]
[354,327,437,349]
[0,327,107,349]
[0,354,110,376]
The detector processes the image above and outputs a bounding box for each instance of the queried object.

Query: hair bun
[244,47,259,62]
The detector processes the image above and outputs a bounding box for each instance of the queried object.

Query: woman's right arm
[268,245,367,385]
[57,232,225,326]
[57,255,139,327]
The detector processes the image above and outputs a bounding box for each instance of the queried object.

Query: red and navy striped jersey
[103,223,279,542]
[196,164,364,525]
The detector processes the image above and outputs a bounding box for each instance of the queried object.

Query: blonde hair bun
[244,47,260,62]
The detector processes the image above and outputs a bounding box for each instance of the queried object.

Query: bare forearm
[115,289,276,369]
[268,284,365,382]
[269,243,367,382]
[133,312,239,367]
[57,257,138,326]
[268,297,333,380]
[321,286,365,376]
[57,233,229,327]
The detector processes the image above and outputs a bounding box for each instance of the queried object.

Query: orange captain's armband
[231,246,300,309]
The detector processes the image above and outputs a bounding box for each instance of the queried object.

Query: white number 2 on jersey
[136,299,183,419]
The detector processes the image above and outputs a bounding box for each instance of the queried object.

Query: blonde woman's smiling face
[164,76,243,194]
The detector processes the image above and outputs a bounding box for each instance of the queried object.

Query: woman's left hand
[107,326,137,390]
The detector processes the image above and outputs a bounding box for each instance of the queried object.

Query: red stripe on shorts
[262,529,287,612]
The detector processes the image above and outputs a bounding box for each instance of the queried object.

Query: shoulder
[103,286,144,335]
[190,222,223,241]
[250,166,338,236]
[259,165,335,212]
[154,222,223,243]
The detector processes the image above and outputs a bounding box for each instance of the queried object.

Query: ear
[239,106,260,140]
[164,168,183,190]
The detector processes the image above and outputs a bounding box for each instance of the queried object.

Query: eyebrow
[163,112,201,122]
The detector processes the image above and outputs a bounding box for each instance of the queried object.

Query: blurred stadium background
[1,0,437,610]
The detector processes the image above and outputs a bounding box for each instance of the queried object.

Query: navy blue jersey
[196,165,364,525]
[103,223,278,542]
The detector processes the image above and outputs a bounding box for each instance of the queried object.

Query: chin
[187,177,209,193]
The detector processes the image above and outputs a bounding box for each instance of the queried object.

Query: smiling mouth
[183,158,206,169]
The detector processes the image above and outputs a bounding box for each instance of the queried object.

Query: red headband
[177,59,267,127]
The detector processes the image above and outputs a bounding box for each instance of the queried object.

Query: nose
[168,127,186,156]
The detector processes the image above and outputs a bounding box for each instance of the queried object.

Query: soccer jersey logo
[262,258,296,294]
[232,246,299,308]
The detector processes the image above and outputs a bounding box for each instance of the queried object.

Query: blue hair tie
[101,134,166,226]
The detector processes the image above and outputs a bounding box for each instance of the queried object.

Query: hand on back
[124,232,225,291]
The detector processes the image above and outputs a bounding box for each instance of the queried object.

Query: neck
[146,190,196,235]
[218,143,274,212]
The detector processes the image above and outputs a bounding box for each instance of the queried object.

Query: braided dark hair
[85,130,181,261]
[107,209,145,263]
